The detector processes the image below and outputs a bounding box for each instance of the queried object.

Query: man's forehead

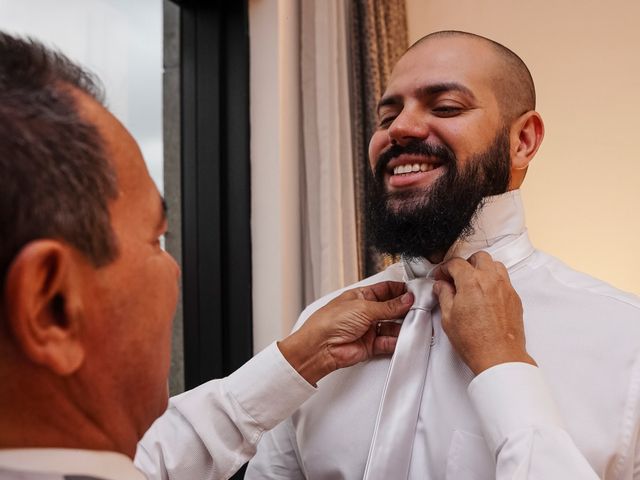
[403,34,498,65]
[71,88,150,189]
[69,87,162,238]
[386,36,499,93]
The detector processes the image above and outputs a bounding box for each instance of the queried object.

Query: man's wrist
[468,351,537,376]
[277,329,334,386]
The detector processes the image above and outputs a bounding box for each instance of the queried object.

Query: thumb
[433,280,455,316]
[363,292,413,322]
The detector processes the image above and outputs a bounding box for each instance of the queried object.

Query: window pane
[0,0,164,191]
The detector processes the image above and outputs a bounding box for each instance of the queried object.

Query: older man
[245,31,640,479]
[0,32,419,480]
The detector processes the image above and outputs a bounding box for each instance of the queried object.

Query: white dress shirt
[135,341,316,479]
[246,190,640,479]
[0,448,144,479]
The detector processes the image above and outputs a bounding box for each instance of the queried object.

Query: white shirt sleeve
[244,418,306,479]
[134,342,316,480]
[468,362,600,479]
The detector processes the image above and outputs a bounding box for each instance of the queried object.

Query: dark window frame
[171,0,253,392]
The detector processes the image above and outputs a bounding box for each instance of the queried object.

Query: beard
[366,128,511,260]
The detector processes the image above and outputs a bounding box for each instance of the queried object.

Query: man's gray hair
[0,31,119,288]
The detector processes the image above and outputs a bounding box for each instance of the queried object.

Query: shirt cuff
[468,362,564,453]
[224,342,317,430]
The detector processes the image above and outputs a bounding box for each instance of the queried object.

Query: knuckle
[338,289,355,301]
[384,299,398,316]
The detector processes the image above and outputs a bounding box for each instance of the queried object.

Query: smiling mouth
[383,155,446,190]
[392,162,439,175]
[387,156,444,176]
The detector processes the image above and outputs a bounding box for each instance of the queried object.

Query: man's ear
[3,240,86,375]
[509,111,544,187]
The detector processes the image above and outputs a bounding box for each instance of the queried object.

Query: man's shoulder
[525,249,640,311]
[294,262,406,329]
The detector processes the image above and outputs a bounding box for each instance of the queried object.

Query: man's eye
[432,106,462,117]
[378,116,396,128]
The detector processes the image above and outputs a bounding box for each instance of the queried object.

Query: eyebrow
[377,82,477,113]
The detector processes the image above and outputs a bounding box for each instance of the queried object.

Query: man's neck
[0,368,132,458]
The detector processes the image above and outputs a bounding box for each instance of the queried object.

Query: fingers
[495,261,508,274]
[467,250,494,269]
[468,251,509,276]
[372,335,397,356]
[363,290,413,322]
[433,280,455,315]
[433,257,473,285]
[372,321,401,355]
[356,281,407,302]
[336,282,412,323]
[375,320,402,337]
[435,251,507,286]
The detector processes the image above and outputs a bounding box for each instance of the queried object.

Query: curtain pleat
[347,0,408,277]
[300,0,360,304]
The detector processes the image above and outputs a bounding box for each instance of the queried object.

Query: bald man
[243,31,640,479]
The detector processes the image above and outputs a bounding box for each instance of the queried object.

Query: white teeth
[393,163,436,175]
[394,165,410,175]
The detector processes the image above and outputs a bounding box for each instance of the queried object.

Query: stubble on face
[366,128,512,261]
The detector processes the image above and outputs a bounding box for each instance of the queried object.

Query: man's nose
[388,107,429,146]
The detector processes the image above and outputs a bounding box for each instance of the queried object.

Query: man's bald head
[410,31,536,122]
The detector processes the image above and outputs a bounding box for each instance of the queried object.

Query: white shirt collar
[0,448,146,480]
[403,190,531,279]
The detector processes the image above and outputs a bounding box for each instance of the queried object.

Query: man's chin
[384,187,432,214]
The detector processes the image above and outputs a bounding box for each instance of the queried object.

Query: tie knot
[406,277,437,310]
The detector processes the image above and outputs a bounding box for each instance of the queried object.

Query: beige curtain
[347,0,409,277]
[300,0,359,304]
[250,0,305,351]
[250,0,409,349]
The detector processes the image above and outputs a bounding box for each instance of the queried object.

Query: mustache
[374,140,456,179]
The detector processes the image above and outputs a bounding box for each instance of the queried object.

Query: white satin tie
[363,277,437,480]
[363,232,535,479]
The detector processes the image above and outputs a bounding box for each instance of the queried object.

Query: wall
[405,0,640,294]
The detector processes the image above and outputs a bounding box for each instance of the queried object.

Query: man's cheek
[368,133,387,171]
